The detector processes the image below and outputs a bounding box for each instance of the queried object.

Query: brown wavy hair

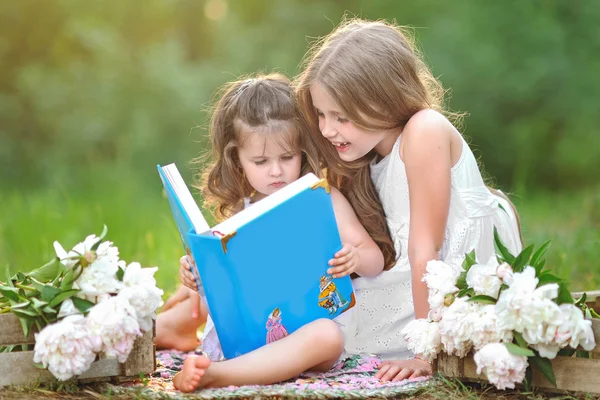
[197,73,321,220]
[296,18,464,270]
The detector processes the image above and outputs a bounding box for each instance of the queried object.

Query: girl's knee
[310,319,344,354]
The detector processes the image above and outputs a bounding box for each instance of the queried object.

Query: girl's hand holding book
[179,255,198,291]
[327,243,360,278]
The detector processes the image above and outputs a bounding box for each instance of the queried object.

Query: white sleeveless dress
[342,134,522,360]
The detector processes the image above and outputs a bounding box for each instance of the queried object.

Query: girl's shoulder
[403,109,456,141]
[400,109,460,163]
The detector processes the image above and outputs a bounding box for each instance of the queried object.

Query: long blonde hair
[197,73,321,220]
[296,18,459,270]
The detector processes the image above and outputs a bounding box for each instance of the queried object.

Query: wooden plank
[438,354,600,394]
[0,330,154,387]
[0,351,122,387]
[592,319,600,353]
[121,328,155,377]
[0,313,36,346]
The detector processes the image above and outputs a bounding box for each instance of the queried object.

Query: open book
[157,163,355,359]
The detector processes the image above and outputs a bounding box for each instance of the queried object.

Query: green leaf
[494,227,515,264]
[71,297,95,314]
[42,306,57,314]
[524,365,533,392]
[536,259,546,271]
[456,287,474,298]
[512,244,534,273]
[589,308,600,319]
[31,298,48,310]
[462,250,477,272]
[537,272,562,287]
[5,266,14,287]
[33,362,46,370]
[116,266,125,281]
[456,272,467,290]
[28,258,65,283]
[513,332,528,349]
[530,240,551,272]
[48,289,81,308]
[1,345,16,353]
[505,342,535,357]
[574,293,587,308]
[557,348,576,357]
[90,225,108,251]
[467,295,497,305]
[19,317,33,338]
[576,350,591,359]
[12,308,39,319]
[0,285,20,302]
[530,355,556,387]
[11,300,31,309]
[41,285,61,302]
[555,282,574,305]
[60,269,75,291]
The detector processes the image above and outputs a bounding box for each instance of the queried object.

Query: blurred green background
[1,0,599,296]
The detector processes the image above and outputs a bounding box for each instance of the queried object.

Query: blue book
[157,164,355,359]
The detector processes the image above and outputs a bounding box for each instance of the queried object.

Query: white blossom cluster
[33,234,164,381]
[402,257,595,390]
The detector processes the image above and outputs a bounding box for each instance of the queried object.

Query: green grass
[0,175,188,298]
[514,186,600,292]
[1,173,599,298]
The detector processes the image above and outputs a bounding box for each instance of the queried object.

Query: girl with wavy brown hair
[173,73,384,392]
[296,18,522,381]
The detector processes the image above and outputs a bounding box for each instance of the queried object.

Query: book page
[212,173,320,235]
[162,164,211,234]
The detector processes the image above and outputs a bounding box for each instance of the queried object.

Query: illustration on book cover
[318,275,349,315]
[265,307,289,344]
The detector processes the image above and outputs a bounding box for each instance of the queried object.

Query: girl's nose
[320,116,336,139]
[269,162,283,177]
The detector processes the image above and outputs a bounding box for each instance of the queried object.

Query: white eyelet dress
[342,134,523,360]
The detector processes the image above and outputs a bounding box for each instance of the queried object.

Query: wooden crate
[0,313,156,387]
[435,291,600,394]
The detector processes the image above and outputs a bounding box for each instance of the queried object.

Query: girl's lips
[333,142,350,152]
[270,182,285,188]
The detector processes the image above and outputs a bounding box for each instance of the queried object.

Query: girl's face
[237,130,302,200]
[310,83,390,161]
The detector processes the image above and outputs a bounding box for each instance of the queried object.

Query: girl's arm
[402,109,453,319]
[328,187,385,278]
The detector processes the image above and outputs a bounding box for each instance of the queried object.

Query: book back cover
[189,181,355,358]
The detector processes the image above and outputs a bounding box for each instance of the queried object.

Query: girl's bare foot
[155,292,206,352]
[174,354,212,392]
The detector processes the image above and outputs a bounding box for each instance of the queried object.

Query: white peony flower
[74,259,123,301]
[423,260,463,316]
[86,295,142,362]
[54,235,119,270]
[401,319,441,362]
[469,304,513,350]
[495,267,561,338]
[474,343,528,390]
[440,299,512,356]
[118,262,164,331]
[530,303,596,359]
[466,258,502,299]
[438,297,475,357]
[33,315,102,381]
[54,235,123,301]
[122,262,158,287]
[496,262,514,284]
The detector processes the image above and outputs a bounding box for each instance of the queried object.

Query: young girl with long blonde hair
[296,18,523,382]
[174,73,384,392]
